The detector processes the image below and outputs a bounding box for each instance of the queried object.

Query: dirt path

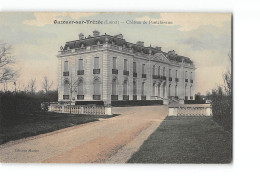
[0,105,168,163]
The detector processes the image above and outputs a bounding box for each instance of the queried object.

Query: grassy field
[128,116,232,163]
[0,112,114,145]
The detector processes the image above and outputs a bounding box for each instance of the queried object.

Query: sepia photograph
[0,12,232,163]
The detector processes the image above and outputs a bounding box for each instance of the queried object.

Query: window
[78,59,83,70]
[169,69,171,77]
[158,66,161,76]
[142,64,145,74]
[112,79,117,95]
[176,70,178,78]
[175,84,178,97]
[133,81,137,95]
[163,84,166,97]
[133,62,137,73]
[153,65,155,75]
[78,78,83,95]
[190,72,193,79]
[64,79,70,95]
[123,80,128,95]
[163,67,165,76]
[158,83,161,97]
[185,84,187,97]
[168,84,171,96]
[190,85,192,97]
[94,79,100,95]
[124,59,128,71]
[153,83,156,96]
[113,57,117,69]
[94,57,99,69]
[141,82,145,95]
[64,61,69,71]
[185,71,188,79]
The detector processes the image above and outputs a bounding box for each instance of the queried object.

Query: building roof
[61,31,193,64]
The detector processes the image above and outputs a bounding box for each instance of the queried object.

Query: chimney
[115,34,123,39]
[78,33,84,40]
[93,30,100,37]
[168,50,176,55]
[155,46,162,51]
[136,41,144,46]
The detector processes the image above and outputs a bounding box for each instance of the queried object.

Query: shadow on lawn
[128,116,232,164]
[0,112,119,145]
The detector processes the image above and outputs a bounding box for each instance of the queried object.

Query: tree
[0,42,16,85]
[28,78,36,94]
[42,76,53,93]
[66,74,82,114]
[223,52,232,96]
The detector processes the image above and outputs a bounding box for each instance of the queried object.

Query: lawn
[0,112,114,145]
[128,116,232,163]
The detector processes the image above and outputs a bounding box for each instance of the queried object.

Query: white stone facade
[57,31,196,105]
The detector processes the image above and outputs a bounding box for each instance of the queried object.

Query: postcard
[0,12,232,163]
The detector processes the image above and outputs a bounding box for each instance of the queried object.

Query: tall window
[190,85,192,97]
[190,72,193,79]
[142,64,145,74]
[168,84,171,96]
[163,84,166,97]
[153,83,156,96]
[124,59,128,71]
[175,84,178,96]
[64,79,69,95]
[185,84,187,97]
[113,57,117,69]
[93,79,100,95]
[64,61,69,71]
[133,62,137,73]
[123,80,128,95]
[158,66,161,76]
[78,59,83,70]
[163,67,165,76]
[185,71,188,79]
[169,69,171,77]
[94,57,99,69]
[112,79,117,95]
[175,70,178,78]
[158,83,161,97]
[78,78,83,95]
[153,65,155,75]
[141,82,145,95]
[133,81,137,95]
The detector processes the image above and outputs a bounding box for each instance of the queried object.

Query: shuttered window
[133,62,137,73]
[113,57,117,69]
[78,78,83,95]
[124,59,128,71]
[94,57,99,69]
[64,61,69,71]
[142,64,145,74]
[112,80,117,95]
[94,80,100,95]
[78,59,83,70]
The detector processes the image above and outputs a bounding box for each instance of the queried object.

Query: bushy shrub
[211,87,232,132]
[0,90,58,128]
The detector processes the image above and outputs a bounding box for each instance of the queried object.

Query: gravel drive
[0,105,168,163]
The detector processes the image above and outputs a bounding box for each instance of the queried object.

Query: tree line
[0,42,58,130]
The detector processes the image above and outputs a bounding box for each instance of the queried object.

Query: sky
[0,12,231,94]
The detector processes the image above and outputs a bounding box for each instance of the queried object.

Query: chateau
[57,30,195,106]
